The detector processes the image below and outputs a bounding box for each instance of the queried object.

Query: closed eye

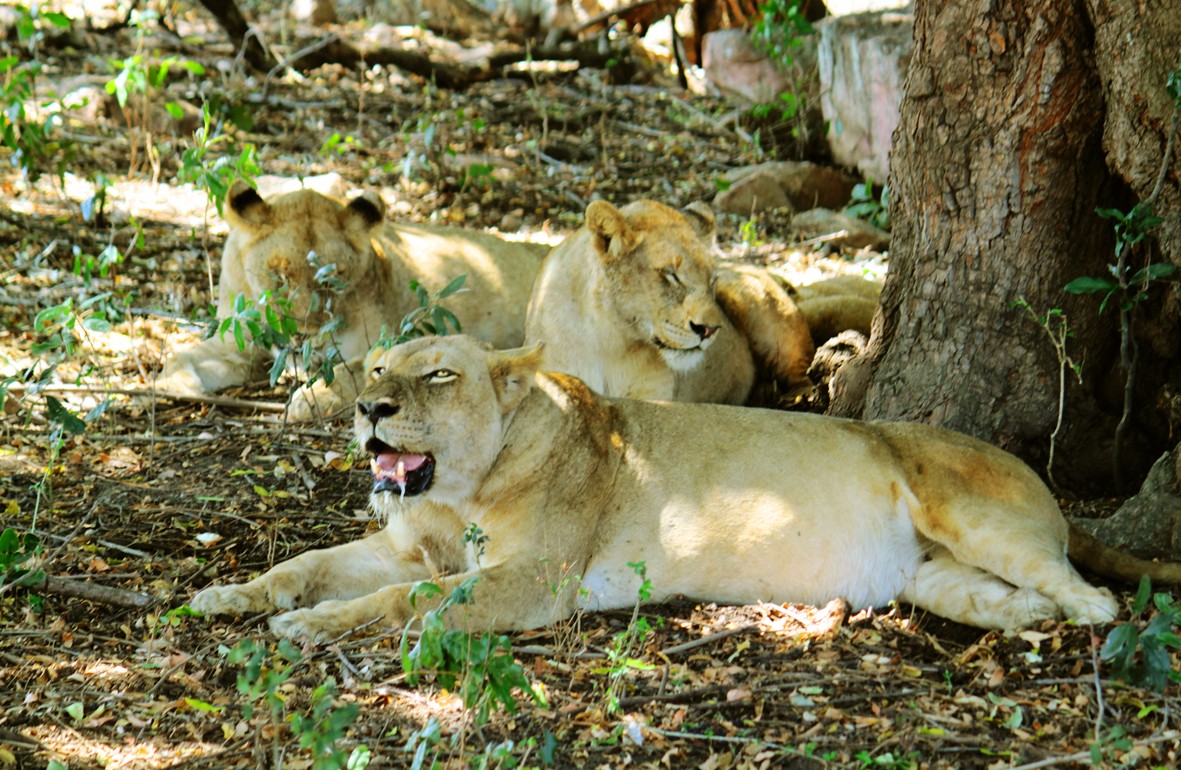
[426,369,459,383]
[662,269,682,287]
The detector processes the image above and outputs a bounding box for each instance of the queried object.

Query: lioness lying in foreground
[157,181,546,419]
[190,336,1181,640]
[524,199,814,404]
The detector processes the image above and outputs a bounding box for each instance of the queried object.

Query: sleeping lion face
[586,200,726,370]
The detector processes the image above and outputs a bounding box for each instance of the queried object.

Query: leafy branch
[1064,55,1180,488]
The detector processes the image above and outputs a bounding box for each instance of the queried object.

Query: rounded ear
[585,200,635,260]
[490,343,543,414]
[342,191,385,232]
[225,179,269,228]
[682,202,716,241]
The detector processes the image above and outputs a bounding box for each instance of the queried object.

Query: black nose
[690,322,718,340]
[356,400,399,423]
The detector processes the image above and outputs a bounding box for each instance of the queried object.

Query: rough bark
[833,0,1181,493]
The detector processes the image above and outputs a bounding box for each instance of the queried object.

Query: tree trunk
[195,0,278,74]
[831,0,1181,494]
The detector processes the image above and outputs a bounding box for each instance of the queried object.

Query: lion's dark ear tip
[347,194,384,226]
[229,183,264,215]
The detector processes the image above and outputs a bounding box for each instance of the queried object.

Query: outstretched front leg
[190,522,449,617]
[269,561,582,642]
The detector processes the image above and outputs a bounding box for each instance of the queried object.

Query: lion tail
[1068,522,1181,584]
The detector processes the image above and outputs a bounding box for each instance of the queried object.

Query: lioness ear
[682,202,716,242]
[226,179,270,228]
[585,200,637,261]
[490,344,543,414]
[342,191,385,233]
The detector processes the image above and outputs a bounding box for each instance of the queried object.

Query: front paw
[190,584,257,616]
[288,383,345,422]
[190,570,307,616]
[269,601,384,643]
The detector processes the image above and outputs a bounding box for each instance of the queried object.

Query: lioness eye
[370,366,385,378]
[426,369,458,383]
[662,269,682,287]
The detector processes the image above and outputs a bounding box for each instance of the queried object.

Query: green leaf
[1064,276,1117,294]
[43,11,72,28]
[1129,262,1176,285]
[184,697,224,713]
[45,396,87,435]
[1100,622,1137,662]
[65,702,85,722]
[1133,575,1153,615]
[437,274,467,299]
[164,102,184,119]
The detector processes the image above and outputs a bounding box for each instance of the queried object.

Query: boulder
[702,29,791,106]
[816,8,913,181]
[790,208,890,251]
[719,161,859,213]
[1071,448,1181,562]
[714,170,792,216]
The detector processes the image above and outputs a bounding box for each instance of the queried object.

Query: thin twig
[659,625,756,656]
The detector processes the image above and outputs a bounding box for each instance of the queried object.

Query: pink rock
[702,29,791,106]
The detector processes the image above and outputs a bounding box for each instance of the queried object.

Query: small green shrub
[1101,576,1181,692]
[845,179,891,230]
[375,276,467,350]
[400,576,544,726]
[227,639,366,770]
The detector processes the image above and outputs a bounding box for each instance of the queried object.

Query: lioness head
[585,199,724,371]
[354,336,542,513]
[223,179,385,326]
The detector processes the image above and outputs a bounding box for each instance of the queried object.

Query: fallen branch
[8,383,287,413]
[282,37,631,91]
[24,575,155,609]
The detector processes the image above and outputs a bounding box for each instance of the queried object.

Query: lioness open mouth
[366,439,435,498]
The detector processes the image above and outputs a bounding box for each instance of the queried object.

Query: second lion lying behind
[190,335,1181,642]
[524,199,814,404]
[157,180,547,419]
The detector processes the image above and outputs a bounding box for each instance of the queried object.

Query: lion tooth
[396,459,406,479]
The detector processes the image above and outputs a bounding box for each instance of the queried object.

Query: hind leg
[913,503,1118,626]
[899,549,1061,629]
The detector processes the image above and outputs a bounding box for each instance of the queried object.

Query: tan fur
[792,275,881,345]
[191,335,1175,642]
[524,199,813,404]
[157,180,546,419]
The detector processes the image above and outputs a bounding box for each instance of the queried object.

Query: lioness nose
[690,322,718,340]
[356,400,400,423]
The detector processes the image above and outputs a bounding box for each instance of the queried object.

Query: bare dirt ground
[1,6,1178,770]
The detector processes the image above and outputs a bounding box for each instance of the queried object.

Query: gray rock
[1072,448,1181,562]
[714,171,792,216]
[720,161,859,212]
[790,208,890,251]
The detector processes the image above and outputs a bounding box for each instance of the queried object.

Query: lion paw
[288,384,345,422]
[1000,588,1060,629]
[190,584,256,616]
[269,601,366,642]
[1061,586,1119,626]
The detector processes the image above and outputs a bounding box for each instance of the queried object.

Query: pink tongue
[373,452,428,475]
